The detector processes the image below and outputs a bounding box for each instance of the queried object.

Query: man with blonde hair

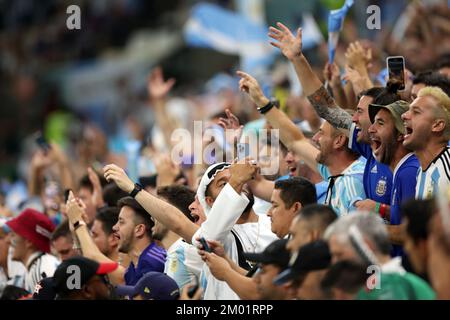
[402,86,450,199]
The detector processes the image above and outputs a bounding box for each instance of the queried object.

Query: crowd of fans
[1,0,450,301]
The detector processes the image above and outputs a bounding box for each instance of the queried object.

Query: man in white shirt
[5,208,60,293]
[103,159,278,299]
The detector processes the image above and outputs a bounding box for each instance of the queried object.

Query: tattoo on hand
[307,86,353,130]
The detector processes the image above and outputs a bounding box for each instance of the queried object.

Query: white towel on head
[196,162,231,216]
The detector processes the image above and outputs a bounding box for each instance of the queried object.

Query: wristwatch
[129,183,143,198]
[73,220,86,231]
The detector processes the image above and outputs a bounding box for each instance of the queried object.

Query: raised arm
[247,173,274,202]
[236,71,319,173]
[103,164,198,243]
[194,159,258,244]
[147,67,179,148]
[66,192,125,285]
[268,22,353,131]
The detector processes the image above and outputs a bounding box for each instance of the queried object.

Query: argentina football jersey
[349,124,393,204]
[415,147,450,199]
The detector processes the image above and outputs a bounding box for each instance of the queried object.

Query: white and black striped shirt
[416,147,450,200]
[24,252,59,293]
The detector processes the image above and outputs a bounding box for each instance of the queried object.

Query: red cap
[6,208,55,253]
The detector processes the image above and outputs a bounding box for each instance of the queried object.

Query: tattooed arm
[307,86,353,131]
[267,24,353,132]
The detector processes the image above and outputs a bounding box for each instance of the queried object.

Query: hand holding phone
[35,131,51,154]
[387,56,405,91]
[199,237,212,253]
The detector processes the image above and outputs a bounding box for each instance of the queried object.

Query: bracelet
[257,101,274,114]
[374,202,381,214]
[379,203,387,219]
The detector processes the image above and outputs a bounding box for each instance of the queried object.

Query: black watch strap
[257,101,274,114]
[129,183,143,198]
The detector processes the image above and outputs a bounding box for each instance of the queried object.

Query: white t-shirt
[24,252,59,293]
[192,184,277,300]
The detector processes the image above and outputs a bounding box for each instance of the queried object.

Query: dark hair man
[113,197,166,285]
[267,177,317,239]
[50,220,78,261]
[368,100,419,256]
[91,207,120,262]
[154,185,203,290]
[401,198,435,280]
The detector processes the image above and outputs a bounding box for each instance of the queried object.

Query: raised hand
[88,167,105,208]
[103,164,134,194]
[218,109,243,146]
[236,71,269,108]
[345,41,372,71]
[229,157,259,185]
[66,191,87,225]
[268,22,302,61]
[147,67,176,101]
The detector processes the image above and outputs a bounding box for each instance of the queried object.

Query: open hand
[147,67,176,101]
[268,22,303,61]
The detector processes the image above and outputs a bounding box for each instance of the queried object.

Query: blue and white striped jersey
[415,147,450,200]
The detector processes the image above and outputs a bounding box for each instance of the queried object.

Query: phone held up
[34,131,51,154]
[386,56,405,91]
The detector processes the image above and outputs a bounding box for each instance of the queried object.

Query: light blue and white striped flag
[328,0,354,63]
[184,3,323,75]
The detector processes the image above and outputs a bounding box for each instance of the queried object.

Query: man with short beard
[368,100,419,256]
[113,197,166,285]
[237,71,366,216]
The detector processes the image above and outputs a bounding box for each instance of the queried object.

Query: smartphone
[386,56,405,91]
[199,237,212,253]
[64,189,71,203]
[35,132,51,154]
[237,143,250,161]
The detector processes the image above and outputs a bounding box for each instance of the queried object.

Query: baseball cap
[243,239,290,269]
[6,208,55,253]
[115,272,180,300]
[33,277,56,300]
[52,256,118,295]
[273,240,331,285]
[368,100,410,134]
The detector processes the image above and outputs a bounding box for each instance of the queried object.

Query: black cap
[52,256,118,295]
[33,277,56,300]
[243,239,290,269]
[273,240,331,285]
[115,272,180,300]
